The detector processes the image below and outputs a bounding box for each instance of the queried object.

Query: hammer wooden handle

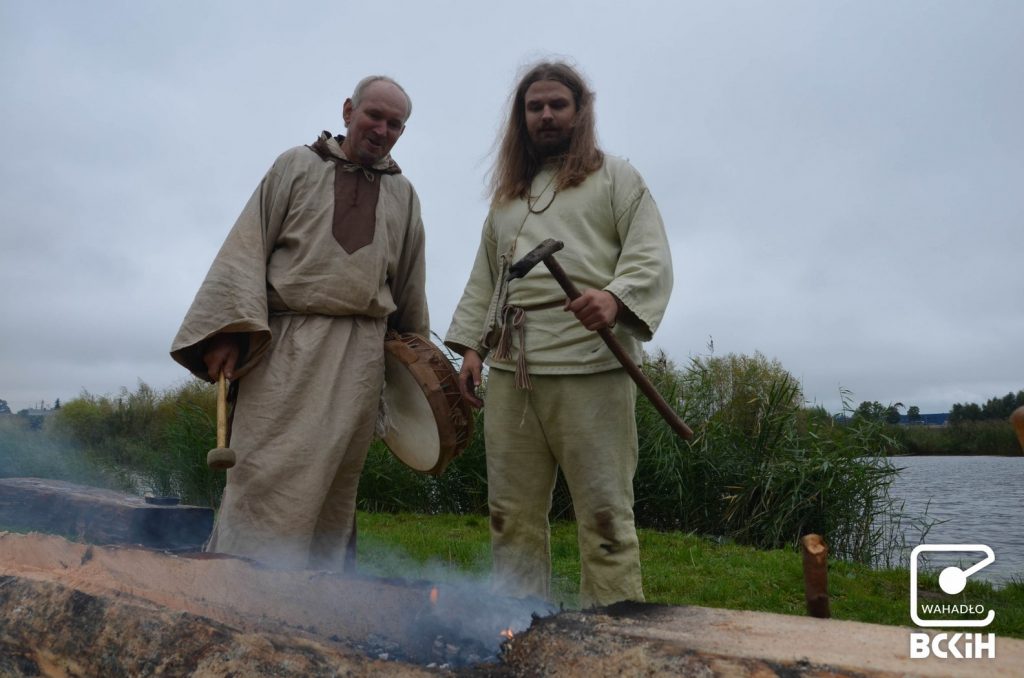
[542,256,694,441]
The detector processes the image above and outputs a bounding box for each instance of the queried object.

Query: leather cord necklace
[526,172,557,214]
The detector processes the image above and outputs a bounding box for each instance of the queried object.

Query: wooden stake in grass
[801,534,830,619]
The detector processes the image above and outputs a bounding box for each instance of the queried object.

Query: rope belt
[491,300,564,390]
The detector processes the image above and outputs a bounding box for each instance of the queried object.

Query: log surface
[504,602,1024,678]
[0,575,436,678]
[4,531,1023,677]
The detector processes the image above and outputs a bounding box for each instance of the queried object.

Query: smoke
[225,537,559,667]
[362,544,558,657]
[0,417,560,668]
[0,416,103,484]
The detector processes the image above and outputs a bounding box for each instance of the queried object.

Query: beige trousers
[485,368,644,607]
[206,314,385,571]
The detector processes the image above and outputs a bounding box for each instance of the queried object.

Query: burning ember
[384,581,556,668]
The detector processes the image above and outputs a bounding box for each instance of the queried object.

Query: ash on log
[0,532,546,671]
[0,576,436,678]
[0,477,212,551]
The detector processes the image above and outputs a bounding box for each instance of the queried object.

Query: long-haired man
[445,61,674,606]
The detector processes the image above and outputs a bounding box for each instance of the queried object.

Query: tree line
[948,390,1024,425]
[0,398,62,415]
[850,390,1024,427]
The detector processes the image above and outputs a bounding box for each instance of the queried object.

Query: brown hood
[308,130,402,175]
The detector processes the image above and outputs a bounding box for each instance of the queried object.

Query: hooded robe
[171,132,428,569]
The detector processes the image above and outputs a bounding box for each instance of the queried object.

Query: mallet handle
[542,256,694,441]
[216,372,228,449]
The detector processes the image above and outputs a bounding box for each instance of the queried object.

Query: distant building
[899,413,949,426]
[833,412,950,426]
[19,408,56,418]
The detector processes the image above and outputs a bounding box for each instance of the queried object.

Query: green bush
[1,415,106,483]
[358,406,490,516]
[631,353,906,565]
[44,379,224,506]
[156,380,224,506]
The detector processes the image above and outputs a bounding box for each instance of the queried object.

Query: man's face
[341,81,409,165]
[524,79,577,157]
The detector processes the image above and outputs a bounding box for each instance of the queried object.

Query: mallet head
[207,447,236,470]
[507,238,564,281]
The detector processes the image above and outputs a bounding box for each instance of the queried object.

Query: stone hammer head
[506,239,565,281]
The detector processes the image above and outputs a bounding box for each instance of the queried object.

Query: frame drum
[381,332,473,475]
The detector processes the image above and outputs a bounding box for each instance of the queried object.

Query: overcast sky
[1,1,1021,416]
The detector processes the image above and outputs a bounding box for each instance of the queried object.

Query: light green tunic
[444,154,672,374]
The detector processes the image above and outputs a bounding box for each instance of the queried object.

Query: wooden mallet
[206,372,236,470]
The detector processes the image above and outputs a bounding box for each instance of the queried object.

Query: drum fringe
[375,380,394,439]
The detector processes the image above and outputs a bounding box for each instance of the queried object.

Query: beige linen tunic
[444,155,673,606]
[445,155,672,376]
[171,133,428,570]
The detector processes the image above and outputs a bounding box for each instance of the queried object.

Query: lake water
[888,455,1023,585]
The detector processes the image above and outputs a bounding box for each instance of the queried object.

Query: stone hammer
[507,239,694,441]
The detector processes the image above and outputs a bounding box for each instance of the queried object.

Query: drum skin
[381,332,474,476]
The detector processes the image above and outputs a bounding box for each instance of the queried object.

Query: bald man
[172,76,429,571]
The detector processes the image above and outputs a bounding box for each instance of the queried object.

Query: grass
[355,511,1024,639]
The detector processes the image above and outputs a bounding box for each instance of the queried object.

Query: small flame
[429,586,439,605]
[499,628,514,640]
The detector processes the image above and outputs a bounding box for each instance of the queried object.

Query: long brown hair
[489,61,604,205]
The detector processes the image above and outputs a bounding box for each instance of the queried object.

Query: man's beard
[532,131,572,159]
